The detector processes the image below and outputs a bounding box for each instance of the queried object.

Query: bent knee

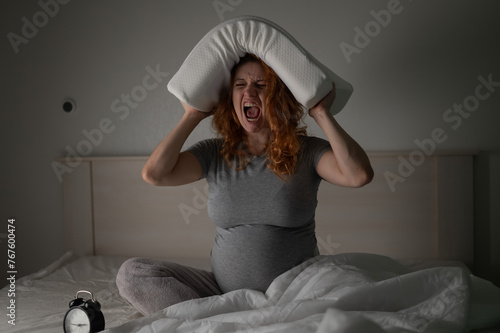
[116,258,145,295]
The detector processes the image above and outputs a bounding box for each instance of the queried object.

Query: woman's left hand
[308,82,336,118]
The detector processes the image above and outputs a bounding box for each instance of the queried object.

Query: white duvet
[105,253,500,333]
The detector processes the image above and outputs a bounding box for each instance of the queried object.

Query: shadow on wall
[473,152,498,287]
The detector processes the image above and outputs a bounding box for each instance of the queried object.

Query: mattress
[2,252,499,333]
[0,252,209,332]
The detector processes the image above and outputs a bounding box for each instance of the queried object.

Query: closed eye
[233,80,267,89]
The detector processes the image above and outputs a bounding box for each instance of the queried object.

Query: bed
[2,151,500,332]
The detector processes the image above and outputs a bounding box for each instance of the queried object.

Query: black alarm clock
[63,290,105,333]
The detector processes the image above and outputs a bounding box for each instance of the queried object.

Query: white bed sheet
[0,252,139,332]
[1,252,499,333]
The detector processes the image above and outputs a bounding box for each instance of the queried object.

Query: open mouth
[243,102,261,122]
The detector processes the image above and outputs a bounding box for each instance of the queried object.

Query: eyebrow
[234,78,265,82]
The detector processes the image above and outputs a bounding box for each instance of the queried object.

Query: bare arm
[309,84,374,187]
[142,101,212,186]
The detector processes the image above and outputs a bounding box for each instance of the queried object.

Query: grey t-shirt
[187,135,331,293]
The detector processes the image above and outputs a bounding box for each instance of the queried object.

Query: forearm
[312,110,373,185]
[142,111,203,184]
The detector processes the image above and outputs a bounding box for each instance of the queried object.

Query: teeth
[243,102,260,122]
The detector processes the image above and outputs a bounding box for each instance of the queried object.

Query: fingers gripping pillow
[167,16,353,115]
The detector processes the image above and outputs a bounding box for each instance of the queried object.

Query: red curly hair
[212,54,307,180]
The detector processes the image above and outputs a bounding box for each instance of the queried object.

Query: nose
[243,85,257,97]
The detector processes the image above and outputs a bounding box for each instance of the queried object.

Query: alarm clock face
[64,307,91,333]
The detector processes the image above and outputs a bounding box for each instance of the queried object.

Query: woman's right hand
[180,100,214,121]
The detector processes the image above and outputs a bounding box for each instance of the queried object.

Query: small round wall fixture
[62,98,77,113]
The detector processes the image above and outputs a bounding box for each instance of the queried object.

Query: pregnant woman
[116,53,373,316]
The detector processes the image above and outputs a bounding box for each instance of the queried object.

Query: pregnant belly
[210,223,317,293]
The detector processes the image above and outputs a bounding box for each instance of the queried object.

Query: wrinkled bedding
[1,252,499,333]
[0,253,141,333]
[105,253,500,333]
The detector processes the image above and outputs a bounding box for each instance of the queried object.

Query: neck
[245,130,270,156]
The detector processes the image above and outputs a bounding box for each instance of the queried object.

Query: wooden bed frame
[59,151,475,266]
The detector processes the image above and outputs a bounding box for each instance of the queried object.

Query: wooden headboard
[59,151,474,266]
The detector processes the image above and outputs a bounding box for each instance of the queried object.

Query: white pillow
[167,15,353,115]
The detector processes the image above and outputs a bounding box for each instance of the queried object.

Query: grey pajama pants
[116,258,222,316]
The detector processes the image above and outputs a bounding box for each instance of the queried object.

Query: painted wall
[1,0,499,285]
